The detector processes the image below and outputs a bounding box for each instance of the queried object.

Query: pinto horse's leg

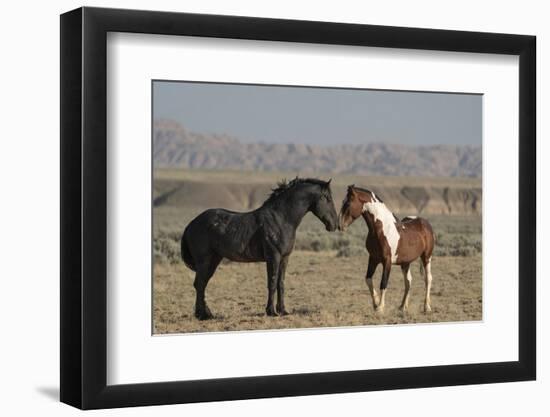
[365,257,380,309]
[193,254,222,320]
[422,255,433,313]
[376,259,392,313]
[265,253,281,317]
[276,256,290,316]
[399,263,412,312]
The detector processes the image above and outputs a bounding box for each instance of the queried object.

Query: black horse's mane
[263,177,329,206]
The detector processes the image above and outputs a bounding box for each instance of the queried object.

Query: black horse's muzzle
[325,218,338,232]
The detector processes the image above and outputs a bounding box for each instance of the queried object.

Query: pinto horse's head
[338,185,372,231]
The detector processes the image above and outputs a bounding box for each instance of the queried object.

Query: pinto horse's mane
[350,185,384,203]
[263,177,330,206]
[350,185,400,222]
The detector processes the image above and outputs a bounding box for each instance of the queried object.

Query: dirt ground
[153,251,482,334]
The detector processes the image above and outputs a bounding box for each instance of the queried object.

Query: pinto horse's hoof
[277,309,290,316]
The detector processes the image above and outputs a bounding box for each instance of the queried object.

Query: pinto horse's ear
[347,185,357,198]
[326,178,332,186]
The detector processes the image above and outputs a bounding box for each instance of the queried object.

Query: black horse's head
[309,179,338,232]
[265,177,338,232]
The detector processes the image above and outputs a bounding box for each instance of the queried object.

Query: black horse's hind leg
[265,253,281,316]
[193,254,222,320]
[276,256,290,316]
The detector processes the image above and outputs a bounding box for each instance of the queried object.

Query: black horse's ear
[326,178,332,186]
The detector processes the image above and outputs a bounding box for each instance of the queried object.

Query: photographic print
[60,9,535,407]
[152,81,482,334]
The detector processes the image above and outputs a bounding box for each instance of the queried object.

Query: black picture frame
[60,6,536,410]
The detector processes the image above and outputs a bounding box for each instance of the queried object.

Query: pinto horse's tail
[180,232,196,271]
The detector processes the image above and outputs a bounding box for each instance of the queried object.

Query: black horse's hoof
[266,307,279,317]
[277,308,290,316]
[195,306,214,320]
[195,311,214,320]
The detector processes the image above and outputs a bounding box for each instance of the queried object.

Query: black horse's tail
[180,232,196,271]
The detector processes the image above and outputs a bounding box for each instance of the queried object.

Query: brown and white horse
[338,185,435,313]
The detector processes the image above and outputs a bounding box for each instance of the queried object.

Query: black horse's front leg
[276,256,290,316]
[265,253,281,316]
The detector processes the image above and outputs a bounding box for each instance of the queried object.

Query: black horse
[181,177,338,320]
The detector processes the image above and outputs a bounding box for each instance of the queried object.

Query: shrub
[433,233,482,257]
[336,245,365,258]
[154,237,181,264]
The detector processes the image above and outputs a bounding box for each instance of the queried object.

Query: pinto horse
[338,185,435,313]
[181,178,338,320]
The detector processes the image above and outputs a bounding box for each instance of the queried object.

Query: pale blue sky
[153,81,482,146]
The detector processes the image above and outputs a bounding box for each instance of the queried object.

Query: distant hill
[153,170,482,216]
[153,119,482,178]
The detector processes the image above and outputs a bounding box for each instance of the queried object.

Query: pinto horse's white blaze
[362,195,401,263]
